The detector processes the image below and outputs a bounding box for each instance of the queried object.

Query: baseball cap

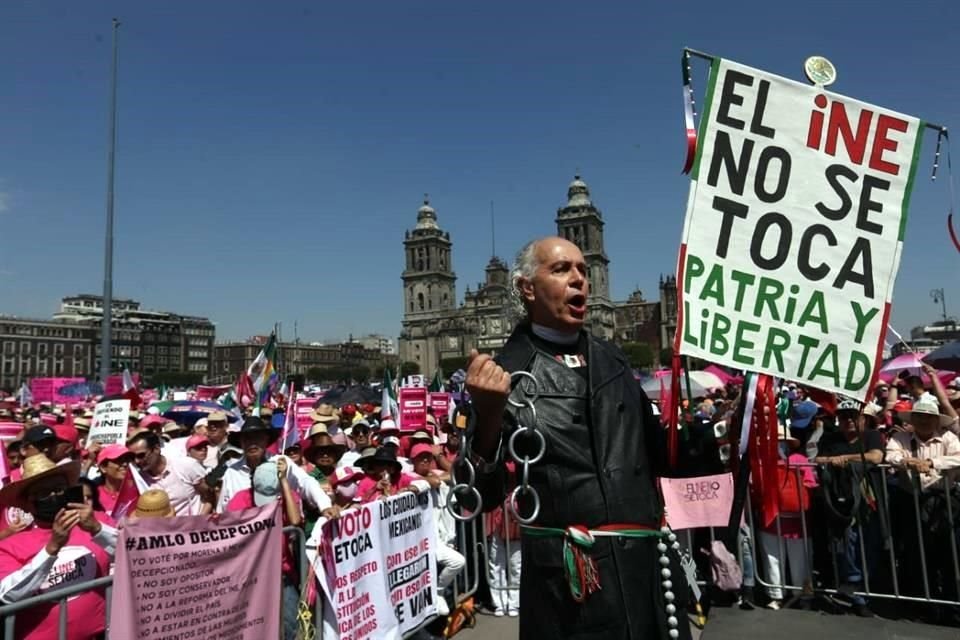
[187,434,209,450]
[790,400,820,429]
[252,462,280,506]
[97,443,132,466]
[341,404,357,417]
[382,435,401,447]
[24,425,56,445]
[410,443,434,460]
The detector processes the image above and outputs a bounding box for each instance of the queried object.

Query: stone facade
[399,176,679,376]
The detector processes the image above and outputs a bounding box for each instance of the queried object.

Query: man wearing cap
[226,459,302,640]
[215,417,335,517]
[338,404,358,434]
[886,398,960,606]
[127,432,212,516]
[0,455,118,639]
[465,236,690,639]
[886,398,960,491]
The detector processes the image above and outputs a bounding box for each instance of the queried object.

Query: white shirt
[216,453,331,513]
[886,429,960,490]
[133,457,207,516]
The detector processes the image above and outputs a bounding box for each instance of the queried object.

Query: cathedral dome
[416,197,438,230]
[566,174,592,208]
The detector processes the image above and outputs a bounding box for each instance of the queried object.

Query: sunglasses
[314,447,340,456]
[132,450,154,461]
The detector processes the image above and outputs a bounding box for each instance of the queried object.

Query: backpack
[819,463,866,536]
[705,540,742,592]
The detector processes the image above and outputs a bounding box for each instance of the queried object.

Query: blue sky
[2,0,958,342]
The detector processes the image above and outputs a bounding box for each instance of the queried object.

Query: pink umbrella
[880,352,925,373]
[877,368,955,386]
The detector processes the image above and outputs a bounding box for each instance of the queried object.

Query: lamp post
[100,18,120,384]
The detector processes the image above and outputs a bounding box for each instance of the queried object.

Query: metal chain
[447,370,545,524]
[505,371,545,525]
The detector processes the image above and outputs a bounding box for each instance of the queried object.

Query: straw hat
[310,404,339,424]
[134,489,175,518]
[0,456,81,511]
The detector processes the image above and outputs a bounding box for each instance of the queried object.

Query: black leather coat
[471,326,691,640]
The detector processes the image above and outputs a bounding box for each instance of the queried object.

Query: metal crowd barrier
[0,525,312,640]
[745,462,960,610]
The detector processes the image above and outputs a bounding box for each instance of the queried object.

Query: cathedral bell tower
[555,175,616,339]
[400,197,457,374]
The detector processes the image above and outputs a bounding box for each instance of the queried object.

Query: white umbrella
[641,371,724,400]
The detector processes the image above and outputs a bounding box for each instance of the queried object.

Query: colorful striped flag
[247,333,279,409]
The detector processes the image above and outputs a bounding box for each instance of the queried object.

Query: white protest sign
[677,57,924,400]
[88,398,130,445]
[309,493,439,640]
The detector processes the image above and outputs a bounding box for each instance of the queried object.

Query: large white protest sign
[309,493,439,640]
[88,398,130,445]
[677,58,924,400]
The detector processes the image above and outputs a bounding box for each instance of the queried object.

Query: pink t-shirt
[0,523,111,640]
[225,490,299,582]
[97,485,119,514]
[356,473,418,503]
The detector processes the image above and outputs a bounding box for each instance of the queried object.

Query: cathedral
[399,175,678,376]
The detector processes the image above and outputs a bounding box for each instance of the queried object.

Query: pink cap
[186,434,209,450]
[409,443,434,460]
[97,443,131,466]
[140,415,167,431]
[329,466,364,487]
[53,423,79,447]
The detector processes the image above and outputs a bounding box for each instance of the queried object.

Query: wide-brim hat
[310,404,339,424]
[134,489,175,518]
[227,416,281,447]
[0,456,81,511]
[898,399,954,428]
[354,446,394,469]
[304,433,347,460]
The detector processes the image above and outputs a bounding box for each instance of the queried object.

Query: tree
[400,361,420,377]
[621,342,654,370]
[440,356,469,374]
[659,347,674,367]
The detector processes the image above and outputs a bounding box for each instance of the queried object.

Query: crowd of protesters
[0,396,471,640]
[0,362,958,638]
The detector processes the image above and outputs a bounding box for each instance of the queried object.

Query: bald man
[465,236,689,640]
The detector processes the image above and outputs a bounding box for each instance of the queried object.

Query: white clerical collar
[531,323,579,346]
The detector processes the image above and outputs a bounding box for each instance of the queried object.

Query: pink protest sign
[295,398,316,431]
[659,472,735,530]
[29,377,85,404]
[110,503,281,640]
[398,387,427,432]
[428,392,450,426]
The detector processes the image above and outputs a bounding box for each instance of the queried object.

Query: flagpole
[100,18,120,385]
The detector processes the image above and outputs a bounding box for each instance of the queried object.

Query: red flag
[667,353,683,469]
[748,374,781,528]
[110,470,141,521]
[803,387,836,416]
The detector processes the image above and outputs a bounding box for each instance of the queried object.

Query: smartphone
[64,485,85,506]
